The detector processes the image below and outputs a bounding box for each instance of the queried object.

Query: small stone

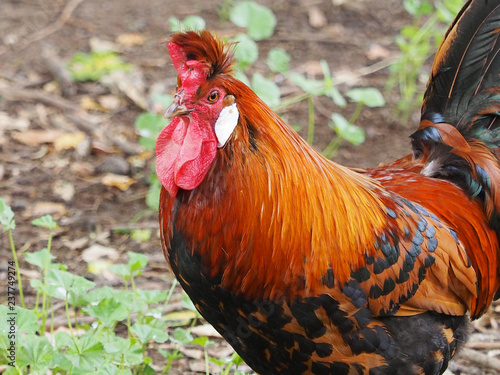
[96,155,130,175]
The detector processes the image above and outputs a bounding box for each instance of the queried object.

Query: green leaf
[0,306,38,336]
[86,286,133,305]
[181,293,198,312]
[130,229,152,243]
[85,298,129,327]
[331,113,366,146]
[128,251,148,272]
[104,337,144,366]
[68,51,132,82]
[171,327,194,345]
[16,335,55,371]
[0,198,15,231]
[146,175,161,211]
[267,48,291,73]
[108,263,131,279]
[55,331,73,350]
[109,252,148,279]
[190,336,213,347]
[24,248,56,270]
[158,348,184,361]
[96,364,129,375]
[403,0,433,16]
[30,278,45,294]
[345,88,385,107]
[289,74,322,94]
[151,93,172,109]
[229,352,245,366]
[232,70,251,86]
[320,60,346,107]
[251,73,281,108]
[324,85,347,107]
[50,352,73,373]
[401,25,419,39]
[136,289,168,304]
[65,333,106,371]
[232,33,259,70]
[131,323,169,344]
[88,286,149,314]
[31,214,58,230]
[169,15,206,32]
[135,112,168,151]
[290,73,346,107]
[45,269,95,306]
[230,1,276,40]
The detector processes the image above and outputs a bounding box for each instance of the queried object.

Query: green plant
[67,51,132,82]
[0,200,252,374]
[387,0,463,121]
[1,199,24,309]
[169,15,206,32]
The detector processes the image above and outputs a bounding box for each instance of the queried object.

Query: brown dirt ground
[1,0,499,374]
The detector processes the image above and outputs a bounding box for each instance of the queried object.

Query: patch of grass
[387,0,463,121]
[0,199,251,374]
[67,51,132,82]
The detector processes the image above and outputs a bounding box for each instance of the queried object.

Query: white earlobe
[214,103,239,148]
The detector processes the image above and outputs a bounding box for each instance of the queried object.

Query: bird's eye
[207,91,219,103]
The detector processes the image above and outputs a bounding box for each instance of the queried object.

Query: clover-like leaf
[230,1,276,40]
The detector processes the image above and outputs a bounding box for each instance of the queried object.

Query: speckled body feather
[158,1,500,374]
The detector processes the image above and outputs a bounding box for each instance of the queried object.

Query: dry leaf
[102,70,148,110]
[82,244,120,279]
[54,131,86,151]
[63,237,89,251]
[53,180,75,201]
[98,95,122,111]
[43,80,61,95]
[80,95,108,112]
[188,359,220,374]
[12,129,64,146]
[308,6,327,28]
[179,347,204,360]
[31,201,67,217]
[89,37,121,53]
[81,244,119,263]
[366,44,392,61]
[163,310,198,326]
[70,161,95,176]
[0,111,30,131]
[116,33,146,46]
[191,324,221,338]
[101,173,136,191]
[128,151,154,168]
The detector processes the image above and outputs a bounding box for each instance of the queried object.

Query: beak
[164,101,194,119]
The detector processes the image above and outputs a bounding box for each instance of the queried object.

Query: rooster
[156,1,500,374]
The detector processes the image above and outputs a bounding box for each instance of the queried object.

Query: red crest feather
[166,30,235,85]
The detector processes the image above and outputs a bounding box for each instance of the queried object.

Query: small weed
[0,199,251,374]
[67,51,132,82]
[387,0,463,121]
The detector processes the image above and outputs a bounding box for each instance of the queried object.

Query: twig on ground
[459,348,500,372]
[41,45,77,97]
[467,341,500,350]
[13,0,86,53]
[0,84,142,154]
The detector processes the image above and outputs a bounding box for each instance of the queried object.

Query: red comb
[168,42,209,97]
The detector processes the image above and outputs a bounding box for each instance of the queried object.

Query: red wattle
[156,114,217,197]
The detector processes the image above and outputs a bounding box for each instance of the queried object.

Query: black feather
[421,0,500,127]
